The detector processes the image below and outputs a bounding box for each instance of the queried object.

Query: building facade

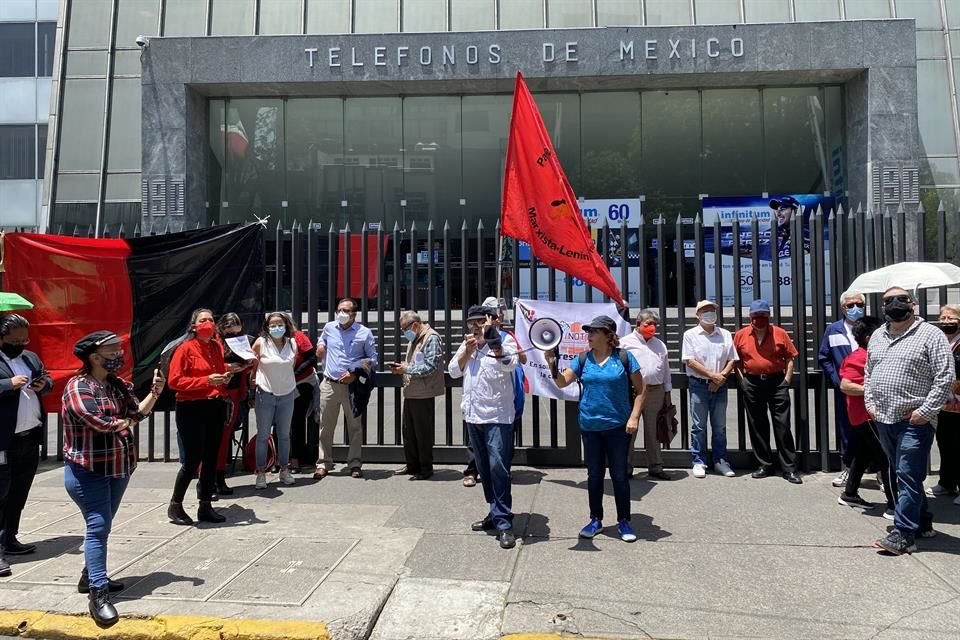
[19,0,960,238]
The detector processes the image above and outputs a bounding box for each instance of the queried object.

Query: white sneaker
[255,472,268,490]
[279,469,295,486]
[831,469,849,487]
[692,463,707,479]
[714,459,735,477]
[926,484,956,498]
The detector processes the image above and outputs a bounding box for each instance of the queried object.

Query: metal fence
[10,201,959,470]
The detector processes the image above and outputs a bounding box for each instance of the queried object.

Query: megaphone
[529,317,563,351]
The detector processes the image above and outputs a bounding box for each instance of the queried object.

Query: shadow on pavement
[195,504,267,528]
[115,571,204,600]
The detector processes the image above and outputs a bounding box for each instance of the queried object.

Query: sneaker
[918,528,937,539]
[579,518,603,539]
[838,493,873,509]
[876,473,885,493]
[255,472,268,490]
[692,463,707,479]
[617,520,637,543]
[874,531,916,555]
[882,508,895,520]
[926,484,957,498]
[279,470,295,486]
[832,469,849,487]
[714,459,735,477]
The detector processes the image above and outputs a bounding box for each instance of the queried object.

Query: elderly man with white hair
[817,290,867,486]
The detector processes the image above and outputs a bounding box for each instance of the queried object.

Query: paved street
[0,461,958,640]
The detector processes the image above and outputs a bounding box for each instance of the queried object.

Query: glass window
[65,50,108,77]
[101,201,143,229]
[107,79,141,171]
[948,0,960,27]
[68,0,112,47]
[461,95,510,227]
[548,0,594,27]
[921,157,960,186]
[744,0,790,22]
[306,0,350,33]
[220,99,285,218]
[597,0,642,25]
[163,0,206,36]
[343,97,403,226]
[0,125,36,180]
[702,89,763,195]
[646,0,692,25]
[404,0,446,31]
[918,59,957,155]
[37,22,55,76]
[451,0,495,30]
[259,0,302,34]
[38,124,47,178]
[794,0,840,21]
[59,79,106,171]
[0,23,36,77]
[105,173,142,200]
[402,97,462,226]
[114,50,142,75]
[762,88,826,194]
[355,0,399,32]
[284,97,345,227]
[843,0,891,19]
[641,91,701,199]
[695,0,741,24]
[917,31,946,58]
[824,86,844,194]
[211,0,255,35]
[581,92,641,198]
[55,173,100,201]
[208,99,226,221]
[894,0,942,28]
[115,0,160,46]
[501,0,544,29]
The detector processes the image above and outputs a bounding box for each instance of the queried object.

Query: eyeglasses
[97,348,124,358]
[467,319,485,328]
[844,302,865,309]
[883,295,911,304]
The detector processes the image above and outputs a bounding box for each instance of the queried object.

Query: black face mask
[883,299,913,322]
[938,322,959,336]
[0,343,25,359]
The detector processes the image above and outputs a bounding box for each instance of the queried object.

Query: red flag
[501,72,624,304]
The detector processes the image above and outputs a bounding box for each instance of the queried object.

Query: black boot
[197,501,225,523]
[216,472,233,496]
[78,567,124,594]
[197,483,219,502]
[88,585,119,627]
[167,501,193,526]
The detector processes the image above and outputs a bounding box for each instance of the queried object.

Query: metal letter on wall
[869,163,921,208]
[142,175,186,216]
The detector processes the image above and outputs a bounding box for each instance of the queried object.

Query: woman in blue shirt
[546,315,645,542]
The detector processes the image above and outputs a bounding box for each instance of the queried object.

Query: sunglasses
[883,295,911,304]
[844,302,865,309]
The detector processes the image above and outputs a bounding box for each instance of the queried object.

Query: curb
[0,610,330,640]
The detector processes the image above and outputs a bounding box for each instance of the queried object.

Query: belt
[646,383,663,388]
[14,426,41,437]
[745,373,785,381]
[325,376,349,385]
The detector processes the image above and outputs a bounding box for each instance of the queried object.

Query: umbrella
[0,292,33,312]
[846,262,960,294]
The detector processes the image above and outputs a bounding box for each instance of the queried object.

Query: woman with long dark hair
[214,313,255,495]
[167,309,230,526]
[62,331,164,625]
[251,312,298,489]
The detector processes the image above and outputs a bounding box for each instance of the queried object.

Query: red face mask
[195,320,216,339]
[751,316,770,329]
[639,324,657,340]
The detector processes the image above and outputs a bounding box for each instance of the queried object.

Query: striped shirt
[62,374,144,478]
[864,319,954,426]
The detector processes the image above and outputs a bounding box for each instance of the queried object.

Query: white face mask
[336,311,351,326]
[700,311,717,325]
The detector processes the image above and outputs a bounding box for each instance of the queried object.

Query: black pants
[845,422,897,508]
[0,427,41,545]
[402,397,436,474]
[172,399,225,503]
[935,410,960,491]
[290,382,317,465]
[742,374,797,472]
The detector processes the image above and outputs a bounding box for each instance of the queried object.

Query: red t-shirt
[838,348,870,426]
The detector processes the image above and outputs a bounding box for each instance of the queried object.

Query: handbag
[656,400,678,446]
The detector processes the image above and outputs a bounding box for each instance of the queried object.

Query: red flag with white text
[500,72,624,304]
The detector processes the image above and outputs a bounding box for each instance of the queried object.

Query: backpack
[576,348,636,405]
[500,329,525,422]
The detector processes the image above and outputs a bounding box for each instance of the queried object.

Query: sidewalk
[0,461,958,640]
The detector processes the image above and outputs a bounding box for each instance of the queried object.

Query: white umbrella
[846,262,960,294]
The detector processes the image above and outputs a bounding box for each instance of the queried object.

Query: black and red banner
[2,224,264,410]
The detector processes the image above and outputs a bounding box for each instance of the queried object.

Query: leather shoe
[395,466,415,476]
[197,501,226,523]
[648,469,672,481]
[411,471,434,481]
[751,467,772,479]
[88,585,119,627]
[4,539,36,555]
[498,529,517,549]
[79,568,124,594]
[783,471,803,484]
[167,501,193,526]
[313,467,329,480]
[350,467,363,478]
[0,557,11,578]
[471,516,495,532]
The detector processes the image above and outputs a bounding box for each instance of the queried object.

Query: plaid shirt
[62,374,143,478]
[864,319,954,426]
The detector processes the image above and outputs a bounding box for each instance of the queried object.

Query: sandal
[462,475,477,487]
[313,467,329,480]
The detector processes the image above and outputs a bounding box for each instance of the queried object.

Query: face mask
[269,326,286,339]
[883,299,913,323]
[336,311,351,326]
[752,316,770,329]
[940,322,959,336]
[0,343,25,359]
[845,306,865,322]
[195,321,216,339]
[700,311,717,325]
[639,325,657,340]
[403,329,417,342]
[101,354,124,373]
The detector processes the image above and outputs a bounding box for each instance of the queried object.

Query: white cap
[481,296,501,308]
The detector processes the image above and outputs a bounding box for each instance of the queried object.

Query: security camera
[135,35,149,48]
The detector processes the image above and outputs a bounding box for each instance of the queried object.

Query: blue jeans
[255,388,295,469]
[876,420,935,538]
[688,377,728,465]
[466,422,513,530]
[63,462,130,590]
[581,427,631,522]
